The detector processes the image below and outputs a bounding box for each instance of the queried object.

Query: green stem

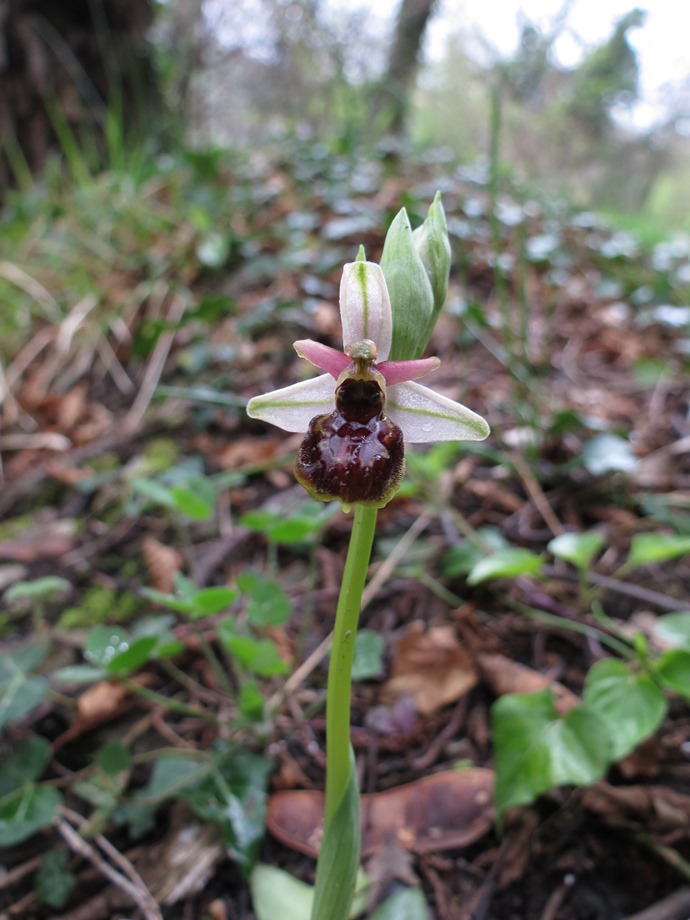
[324,503,378,830]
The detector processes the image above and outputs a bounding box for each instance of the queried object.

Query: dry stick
[510,450,564,537]
[552,568,690,613]
[265,511,432,712]
[623,888,690,920]
[125,291,188,431]
[56,812,162,920]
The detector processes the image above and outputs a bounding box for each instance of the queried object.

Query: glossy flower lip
[246,261,490,444]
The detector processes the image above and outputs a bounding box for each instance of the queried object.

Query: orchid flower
[247,260,489,508]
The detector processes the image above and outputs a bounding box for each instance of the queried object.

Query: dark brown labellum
[295,377,405,508]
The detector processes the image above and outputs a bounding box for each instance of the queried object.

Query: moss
[143,438,181,474]
[57,585,140,630]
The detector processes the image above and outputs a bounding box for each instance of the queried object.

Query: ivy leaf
[548,531,605,571]
[0,784,62,847]
[582,659,667,760]
[467,548,544,585]
[492,689,610,822]
[654,650,690,701]
[237,572,291,627]
[654,612,690,651]
[0,737,52,797]
[0,644,51,730]
[627,533,690,569]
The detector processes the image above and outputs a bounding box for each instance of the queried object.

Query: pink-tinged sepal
[293,340,351,378]
[378,356,440,385]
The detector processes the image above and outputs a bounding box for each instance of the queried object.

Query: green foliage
[493,690,611,821]
[548,531,605,571]
[0,642,51,729]
[0,737,62,846]
[135,747,273,872]
[35,850,76,909]
[351,629,385,681]
[467,548,544,585]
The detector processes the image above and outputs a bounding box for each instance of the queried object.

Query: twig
[125,290,188,431]
[553,568,690,613]
[56,811,162,920]
[623,887,690,920]
[510,451,564,537]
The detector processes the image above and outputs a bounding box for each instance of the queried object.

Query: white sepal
[247,375,334,433]
[386,380,490,444]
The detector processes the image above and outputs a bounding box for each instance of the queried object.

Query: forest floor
[1,144,689,920]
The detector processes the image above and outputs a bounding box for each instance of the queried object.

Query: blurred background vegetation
[2,0,690,230]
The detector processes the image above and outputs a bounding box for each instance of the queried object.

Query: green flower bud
[380,208,435,361]
[413,192,451,340]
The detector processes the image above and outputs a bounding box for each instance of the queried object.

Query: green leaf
[492,689,611,822]
[132,615,184,657]
[35,850,76,909]
[654,612,690,651]
[135,756,209,802]
[0,642,49,679]
[0,737,52,797]
[0,784,62,846]
[582,658,667,760]
[627,533,690,569]
[369,888,431,920]
[237,572,291,627]
[548,531,605,571]
[251,864,314,920]
[581,433,638,475]
[131,477,176,508]
[351,629,385,681]
[52,665,106,684]
[5,576,70,603]
[221,633,288,677]
[238,680,265,722]
[74,741,131,815]
[311,746,361,920]
[266,517,321,544]
[106,636,158,674]
[0,661,50,730]
[170,477,216,520]
[83,626,157,676]
[467,548,544,585]
[84,627,130,667]
[654,650,690,700]
[182,749,273,873]
[190,586,238,618]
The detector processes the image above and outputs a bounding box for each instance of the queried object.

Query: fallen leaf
[143,536,184,594]
[137,803,224,905]
[478,652,579,714]
[0,519,76,562]
[381,622,477,715]
[77,680,130,722]
[267,768,494,858]
[582,782,690,836]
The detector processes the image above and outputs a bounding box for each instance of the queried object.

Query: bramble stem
[324,503,378,829]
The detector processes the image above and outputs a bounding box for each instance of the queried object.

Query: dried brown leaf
[142,536,183,594]
[381,621,477,715]
[267,768,494,858]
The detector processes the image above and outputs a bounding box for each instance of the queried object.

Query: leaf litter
[0,144,689,918]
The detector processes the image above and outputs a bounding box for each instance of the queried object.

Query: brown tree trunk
[371,0,438,136]
[0,0,156,191]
